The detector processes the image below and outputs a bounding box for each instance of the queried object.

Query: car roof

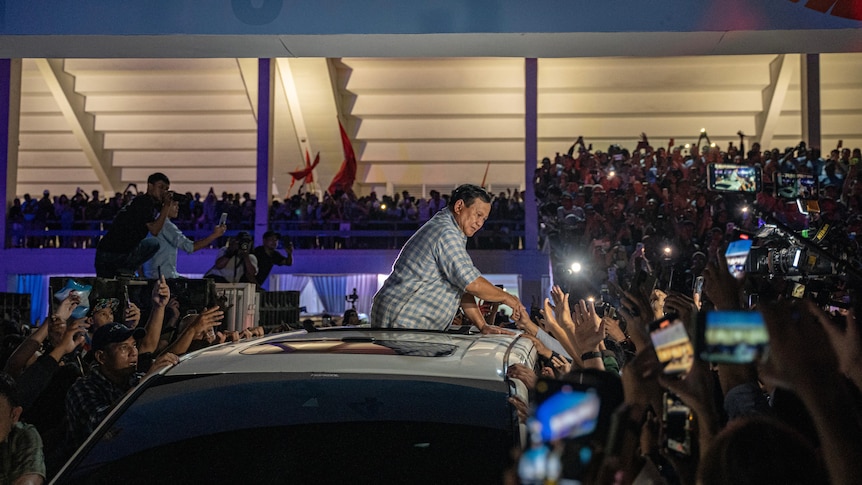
[169,328,536,383]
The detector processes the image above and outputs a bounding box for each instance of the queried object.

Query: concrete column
[800,54,821,149]
[524,58,538,251]
[0,59,21,290]
[254,58,274,246]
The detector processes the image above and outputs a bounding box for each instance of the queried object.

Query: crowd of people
[2,130,862,482]
[6,185,525,250]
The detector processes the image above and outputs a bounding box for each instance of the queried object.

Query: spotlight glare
[570,262,582,273]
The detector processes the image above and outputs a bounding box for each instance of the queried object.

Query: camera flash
[663,246,672,255]
[609,171,616,178]
[570,262,582,273]
[701,128,706,133]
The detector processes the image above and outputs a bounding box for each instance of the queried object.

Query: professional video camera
[745,224,837,278]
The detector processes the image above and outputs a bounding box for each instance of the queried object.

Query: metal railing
[6,218,526,250]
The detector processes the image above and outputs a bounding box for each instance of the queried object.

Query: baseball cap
[262,230,281,240]
[91,322,146,353]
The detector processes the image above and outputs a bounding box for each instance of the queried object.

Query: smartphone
[775,173,818,200]
[693,276,705,299]
[218,212,228,225]
[707,164,762,193]
[696,310,768,364]
[663,391,692,456]
[630,268,657,298]
[522,372,624,483]
[534,384,601,442]
[725,239,753,280]
[647,314,694,375]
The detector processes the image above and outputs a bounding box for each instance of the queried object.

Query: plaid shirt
[65,366,142,449]
[371,208,481,330]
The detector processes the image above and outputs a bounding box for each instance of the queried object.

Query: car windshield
[58,373,516,484]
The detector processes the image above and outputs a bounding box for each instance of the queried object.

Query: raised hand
[151,274,170,308]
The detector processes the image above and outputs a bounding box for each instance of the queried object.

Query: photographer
[251,231,292,290]
[204,231,258,284]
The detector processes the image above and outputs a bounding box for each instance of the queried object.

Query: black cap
[91,323,146,353]
[262,231,281,240]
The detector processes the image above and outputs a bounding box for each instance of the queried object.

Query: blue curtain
[16,274,48,325]
[270,275,311,292]
[311,275,347,315]
[345,274,379,317]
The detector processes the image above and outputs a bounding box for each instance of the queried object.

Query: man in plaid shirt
[64,323,178,451]
[371,184,526,331]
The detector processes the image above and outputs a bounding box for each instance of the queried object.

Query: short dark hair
[0,372,19,408]
[448,184,491,210]
[147,172,170,186]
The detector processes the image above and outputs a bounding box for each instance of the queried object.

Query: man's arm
[243,254,258,285]
[281,243,293,266]
[146,197,175,237]
[464,276,525,321]
[192,224,227,252]
[139,275,169,354]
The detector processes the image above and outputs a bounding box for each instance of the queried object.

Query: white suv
[54,327,537,484]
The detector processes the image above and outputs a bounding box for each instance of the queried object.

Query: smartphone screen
[534,385,601,442]
[708,164,762,193]
[663,392,692,456]
[725,239,753,280]
[218,212,228,225]
[775,173,818,200]
[648,314,694,375]
[698,310,768,364]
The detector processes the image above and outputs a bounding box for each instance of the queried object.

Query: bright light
[380,203,387,210]
[587,296,595,302]
[710,143,716,148]
[663,246,672,255]
[570,262,582,273]
[608,171,616,178]
[700,128,706,133]
[684,143,691,149]
[741,206,749,213]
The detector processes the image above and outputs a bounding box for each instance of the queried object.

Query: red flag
[304,150,317,184]
[288,151,320,191]
[327,120,357,195]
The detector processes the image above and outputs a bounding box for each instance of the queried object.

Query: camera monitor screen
[775,173,818,200]
[699,310,768,364]
[725,239,753,280]
[708,164,762,193]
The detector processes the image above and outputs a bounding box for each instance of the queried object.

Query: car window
[58,373,516,484]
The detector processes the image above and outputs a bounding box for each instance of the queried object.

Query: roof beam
[34,58,117,194]
[755,54,796,149]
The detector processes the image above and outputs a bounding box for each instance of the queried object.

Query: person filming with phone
[142,192,227,279]
[204,231,258,284]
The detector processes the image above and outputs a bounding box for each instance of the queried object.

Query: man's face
[97,336,139,376]
[0,395,21,444]
[147,180,170,201]
[452,198,490,237]
[263,235,278,250]
[92,307,114,328]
